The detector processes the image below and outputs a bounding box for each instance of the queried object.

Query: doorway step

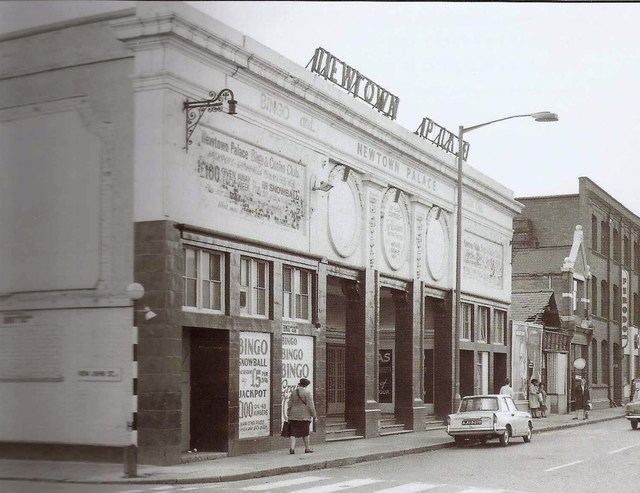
[325,415,363,442]
[379,413,412,436]
[424,414,446,431]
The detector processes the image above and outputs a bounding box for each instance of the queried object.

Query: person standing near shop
[286,378,317,454]
[538,382,548,418]
[529,378,541,418]
[572,375,590,420]
[632,377,640,402]
[499,378,514,398]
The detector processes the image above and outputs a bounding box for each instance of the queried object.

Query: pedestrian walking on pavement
[572,375,590,420]
[538,382,548,418]
[632,377,640,402]
[286,377,317,454]
[499,378,514,398]
[529,378,541,418]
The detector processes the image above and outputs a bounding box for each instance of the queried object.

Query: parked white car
[625,398,640,429]
[447,394,533,446]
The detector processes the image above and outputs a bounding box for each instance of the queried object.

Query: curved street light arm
[462,113,534,134]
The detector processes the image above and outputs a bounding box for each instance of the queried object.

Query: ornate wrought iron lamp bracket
[183,88,237,151]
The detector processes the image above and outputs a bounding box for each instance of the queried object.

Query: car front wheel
[523,423,532,443]
[631,420,638,430]
[499,427,511,446]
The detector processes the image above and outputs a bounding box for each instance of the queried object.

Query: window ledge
[182,306,225,315]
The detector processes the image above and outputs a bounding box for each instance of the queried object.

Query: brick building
[0,2,521,465]
[513,177,640,411]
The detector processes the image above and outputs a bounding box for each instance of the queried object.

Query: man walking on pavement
[572,374,590,420]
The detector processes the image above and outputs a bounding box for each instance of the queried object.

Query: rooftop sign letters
[415,117,470,160]
[308,47,400,120]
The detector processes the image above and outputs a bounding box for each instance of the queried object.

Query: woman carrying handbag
[284,378,317,454]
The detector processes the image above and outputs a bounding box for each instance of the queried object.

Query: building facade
[513,177,640,412]
[0,2,521,465]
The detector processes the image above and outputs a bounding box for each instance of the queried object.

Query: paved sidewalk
[0,408,625,485]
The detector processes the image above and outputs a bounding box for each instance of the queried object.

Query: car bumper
[447,427,506,438]
[625,415,640,420]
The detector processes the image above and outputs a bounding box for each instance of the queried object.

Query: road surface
[1,418,638,493]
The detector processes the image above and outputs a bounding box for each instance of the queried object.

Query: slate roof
[511,290,561,327]
[512,247,568,275]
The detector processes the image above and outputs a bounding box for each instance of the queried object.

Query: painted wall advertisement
[281,333,314,423]
[239,332,271,439]
[378,349,393,403]
[511,322,543,401]
[463,232,504,290]
[194,127,307,232]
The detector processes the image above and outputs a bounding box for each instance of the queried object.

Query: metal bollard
[123,444,137,478]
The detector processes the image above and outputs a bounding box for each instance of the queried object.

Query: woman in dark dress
[286,378,317,454]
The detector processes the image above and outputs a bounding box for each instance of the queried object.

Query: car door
[502,396,520,435]
[505,396,525,435]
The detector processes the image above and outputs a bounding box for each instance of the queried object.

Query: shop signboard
[463,232,504,290]
[622,269,629,349]
[414,117,470,160]
[307,47,400,119]
[281,334,314,423]
[378,349,393,403]
[239,331,271,439]
[193,127,306,233]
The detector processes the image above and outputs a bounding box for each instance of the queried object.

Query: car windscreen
[459,397,498,412]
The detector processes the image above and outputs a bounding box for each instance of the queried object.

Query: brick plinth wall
[135,221,184,465]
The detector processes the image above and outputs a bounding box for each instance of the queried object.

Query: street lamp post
[452,111,558,412]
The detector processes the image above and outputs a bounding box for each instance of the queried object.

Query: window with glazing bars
[283,266,312,321]
[240,257,269,317]
[183,247,224,312]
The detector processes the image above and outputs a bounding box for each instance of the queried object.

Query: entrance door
[494,353,507,394]
[326,344,345,415]
[190,329,229,452]
[460,350,475,398]
[379,348,394,413]
[423,349,434,408]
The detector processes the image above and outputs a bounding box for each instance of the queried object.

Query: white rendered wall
[0,308,132,445]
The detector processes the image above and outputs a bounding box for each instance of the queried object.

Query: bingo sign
[281,334,314,423]
[239,332,271,439]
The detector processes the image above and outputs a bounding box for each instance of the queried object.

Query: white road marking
[118,490,146,493]
[544,460,583,472]
[457,488,504,493]
[289,478,383,493]
[607,443,640,454]
[242,476,329,491]
[371,482,444,492]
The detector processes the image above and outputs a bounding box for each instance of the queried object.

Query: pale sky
[3,1,639,212]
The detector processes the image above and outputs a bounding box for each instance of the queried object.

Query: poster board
[239,331,271,439]
[281,333,314,423]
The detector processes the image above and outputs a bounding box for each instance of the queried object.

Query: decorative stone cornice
[110,4,522,217]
